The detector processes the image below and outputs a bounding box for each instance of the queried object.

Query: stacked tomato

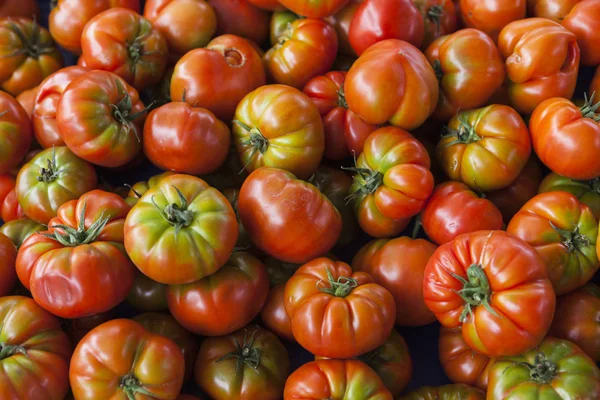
[1,0,600,399]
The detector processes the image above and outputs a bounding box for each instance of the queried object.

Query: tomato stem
[580,92,600,122]
[37,147,60,183]
[427,5,445,35]
[432,59,444,82]
[120,373,156,400]
[216,327,261,375]
[451,264,498,323]
[111,79,150,142]
[521,352,557,384]
[549,221,590,252]
[151,186,195,236]
[337,86,348,109]
[0,344,26,359]
[317,268,358,297]
[443,114,482,147]
[47,201,110,246]
[3,19,55,59]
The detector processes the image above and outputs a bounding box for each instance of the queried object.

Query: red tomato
[421,181,504,245]
[0,232,16,296]
[539,173,600,220]
[325,1,361,56]
[527,0,582,21]
[208,0,269,45]
[249,0,285,10]
[127,270,168,312]
[0,174,14,205]
[0,188,24,222]
[0,0,39,18]
[261,284,294,342]
[0,91,32,175]
[15,85,37,120]
[459,0,526,42]
[278,0,350,17]
[562,0,600,66]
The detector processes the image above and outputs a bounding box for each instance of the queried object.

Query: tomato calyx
[443,115,482,147]
[432,60,444,82]
[0,344,27,360]
[518,352,557,385]
[549,221,590,252]
[317,268,358,298]
[47,202,110,246]
[127,20,157,67]
[120,373,155,400]
[580,92,600,122]
[275,23,294,47]
[337,86,348,109]
[451,264,498,323]
[427,5,445,35]
[216,328,261,374]
[345,166,383,203]
[152,186,195,235]
[37,148,61,183]
[111,79,149,142]
[4,20,55,59]
[234,120,269,171]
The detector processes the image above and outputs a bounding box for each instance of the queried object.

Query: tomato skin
[459,0,526,42]
[70,318,185,400]
[325,1,361,56]
[436,105,531,192]
[278,0,350,17]
[127,271,168,312]
[269,10,299,46]
[208,0,269,45]
[238,168,341,263]
[488,337,600,399]
[400,383,485,400]
[0,233,16,296]
[0,188,24,222]
[284,359,393,400]
[527,0,582,21]
[249,0,285,10]
[0,91,32,175]
[0,174,14,207]
[422,182,504,245]
[423,230,556,357]
[345,39,439,130]
[0,218,44,249]
[353,237,438,326]
[562,0,600,66]
[0,0,39,18]
[539,174,600,220]
[425,28,505,121]
[260,284,294,341]
[232,85,324,180]
[15,85,37,119]
[125,171,175,206]
[0,296,72,400]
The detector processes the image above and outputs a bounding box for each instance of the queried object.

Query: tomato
[527,0,582,21]
[421,181,504,245]
[249,0,285,10]
[144,0,217,56]
[0,233,16,296]
[0,188,23,222]
[303,71,377,160]
[425,28,505,121]
[439,327,493,390]
[325,1,361,56]
[0,91,32,175]
[488,337,600,399]
[171,34,266,122]
[423,230,556,357]
[127,271,168,312]
[167,251,269,336]
[238,168,341,263]
[261,284,294,341]
[0,18,62,96]
[133,312,199,383]
[70,318,185,399]
[459,0,526,42]
[125,171,175,206]
[15,85,37,120]
[208,0,269,45]
[436,105,531,192]
[539,175,600,222]
[61,312,114,345]
[0,296,72,400]
[400,384,485,400]
[345,39,439,130]
[278,0,350,17]
[498,18,579,114]
[81,8,167,90]
[284,359,393,399]
[57,70,147,168]
[269,10,299,46]
[0,0,39,18]
[0,218,43,249]
[562,0,600,66]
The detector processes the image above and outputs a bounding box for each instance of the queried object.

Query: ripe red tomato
[423,230,556,357]
[0,0,39,18]
[459,0,526,41]
[208,0,270,45]
[325,1,361,56]
[278,0,350,17]
[562,0,600,66]
[0,188,24,222]
[0,218,44,249]
[527,0,582,21]
[0,174,14,207]
[15,85,37,119]
[0,91,32,175]
[238,168,341,263]
[498,18,580,114]
[127,270,168,312]
[0,232,16,296]
[260,284,294,341]
[421,181,504,245]
[539,173,600,220]
[401,384,485,400]
[70,318,185,399]
[265,18,338,89]
[345,39,439,130]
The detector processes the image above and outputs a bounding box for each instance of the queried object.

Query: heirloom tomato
[0,188,23,222]
[127,271,168,312]
[232,85,324,179]
[414,0,458,48]
[195,326,290,400]
[208,0,269,45]
[0,174,13,206]
[488,337,600,399]
[0,296,71,400]
[32,66,88,149]
[238,168,341,263]
[70,318,185,400]
[15,85,37,119]
[436,104,531,192]
[498,18,579,114]
[269,10,299,46]
[550,283,600,361]
[425,28,505,121]
[81,8,168,90]
[303,71,377,160]
[562,0,600,66]
[0,0,39,18]
[325,1,361,56]
[261,284,294,341]
[15,147,97,224]
[421,181,504,245]
[278,0,350,17]
[124,174,238,284]
[284,359,393,400]
[353,236,438,326]
[530,95,600,180]
[0,91,32,175]
[249,0,285,10]
[125,171,175,206]
[171,34,266,122]
[400,384,485,400]
[16,190,135,318]
[0,218,43,248]
[527,0,582,21]
[423,230,556,357]
[265,18,338,89]
[284,257,395,358]
[0,18,62,96]
[459,0,526,42]
[0,233,16,296]
[345,39,439,130]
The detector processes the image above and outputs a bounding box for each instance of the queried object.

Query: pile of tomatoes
[1,0,600,399]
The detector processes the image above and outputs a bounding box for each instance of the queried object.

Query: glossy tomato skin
[0,0,39,18]
[171,34,266,122]
[0,233,16,296]
[423,230,556,357]
[498,18,579,114]
[539,173,600,220]
[345,39,439,130]
[527,0,582,21]
[353,237,438,326]
[278,0,350,17]
[0,296,72,400]
[284,359,393,400]
[124,174,238,284]
[325,1,361,56]
[127,270,168,312]
[0,188,23,222]
[421,181,504,245]
[32,66,88,149]
[459,0,526,42]
[239,168,341,263]
[125,171,175,206]
[260,284,294,342]
[196,326,290,400]
[15,85,37,119]
[232,85,324,179]
[0,91,32,175]
[436,104,531,192]
[269,10,299,46]
[426,28,505,121]
[70,318,185,400]
[208,0,269,45]
[562,0,600,66]
[400,383,485,400]
[15,147,97,224]
[488,337,600,399]
[249,0,285,10]
[0,218,44,249]
[530,97,600,180]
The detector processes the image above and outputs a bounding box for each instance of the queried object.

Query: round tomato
[15,85,37,119]
[421,181,504,245]
[539,173,600,221]
[70,318,185,399]
[425,28,505,121]
[61,312,114,345]
[0,0,39,18]
[127,270,168,312]
[261,284,294,342]
[423,230,556,357]
[125,171,175,206]
[124,174,238,284]
[0,233,16,296]
[527,0,582,21]
[0,188,23,222]
[0,91,32,175]
[208,0,269,45]
[400,384,485,400]
[325,1,361,56]
[459,0,526,41]
[498,18,579,114]
[171,34,266,122]
[269,10,299,46]
[436,104,531,192]
[562,0,600,66]
[488,337,600,399]
[232,85,324,179]
[0,296,72,400]
[277,0,350,17]
[0,218,44,248]
[238,168,341,263]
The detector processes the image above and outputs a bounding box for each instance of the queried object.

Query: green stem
[317,268,358,297]
[120,373,156,400]
[427,5,445,35]
[111,79,151,142]
[216,328,261,375]
[337,86,348,108]
[550,221,589,252]
[451,264,498,323]
[47,201,110,247]
[151,186,195,236]
[0,344,27,359]
[581,92,600,122]
[524,353,557,385]
[432,59,444,82]
[3,19,55,59]
[37,147,60,183]
[443,114,482,147]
